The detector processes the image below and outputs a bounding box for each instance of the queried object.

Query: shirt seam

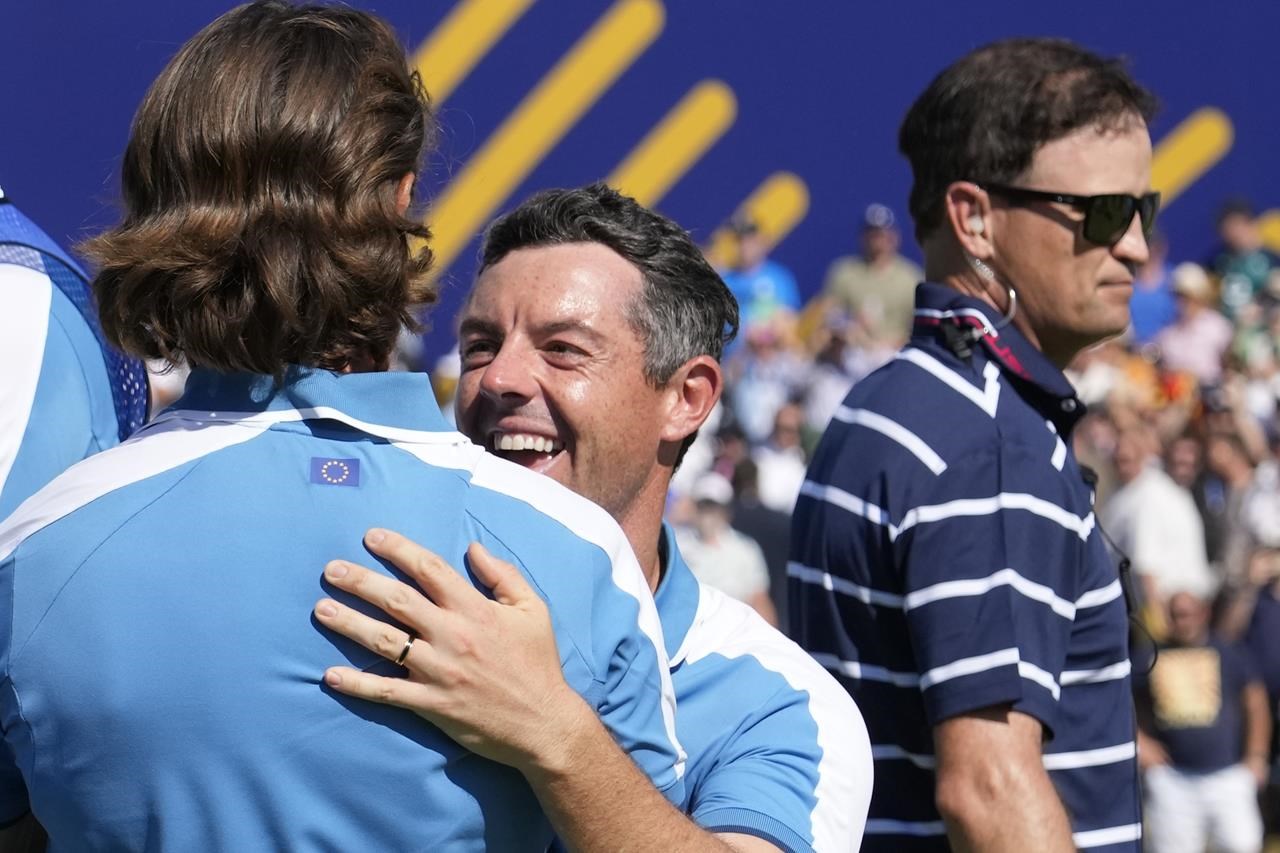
[7,456,211,815]
[461,507,601,700]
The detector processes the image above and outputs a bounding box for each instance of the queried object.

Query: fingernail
[366,529,386,546]
[324,669,343,687]
[325,561,349,580]
[316,600,337,618]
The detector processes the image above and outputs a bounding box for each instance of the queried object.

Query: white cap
[691,472,734,506]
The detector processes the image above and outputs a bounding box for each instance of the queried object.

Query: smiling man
[315,184,872,852]
[790,39,1158,853]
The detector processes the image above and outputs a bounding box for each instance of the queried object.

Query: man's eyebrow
[458,317,502,338]
[534,319,606,343]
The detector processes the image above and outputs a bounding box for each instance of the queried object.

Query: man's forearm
[521,698,736,853]
[1244,682,1272,762]
[935,709,1074,853]
[938,764,1074,853]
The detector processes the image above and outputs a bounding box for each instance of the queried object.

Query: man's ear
[395,172,415,216]
[943,181,995,260]
[660,356,723,447]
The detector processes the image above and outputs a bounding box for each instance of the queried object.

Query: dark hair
[83,0,436,376]
[1217,196,1255,226]
[899,38,1158,244]
[478,183,739,384]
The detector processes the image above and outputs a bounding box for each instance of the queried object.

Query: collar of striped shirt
[161,367,452,436]
[911,282,1085,434]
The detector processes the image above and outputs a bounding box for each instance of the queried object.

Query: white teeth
[494,433,560,454]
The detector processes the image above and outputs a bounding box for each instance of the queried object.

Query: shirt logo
[310,457,361,487]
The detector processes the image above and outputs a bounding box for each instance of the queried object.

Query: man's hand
[1136,729,1170,771]
[314,529,593,773]
[316,530,762,852]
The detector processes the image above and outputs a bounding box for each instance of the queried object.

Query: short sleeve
[689,669,871,853]
[896,443,1083,735]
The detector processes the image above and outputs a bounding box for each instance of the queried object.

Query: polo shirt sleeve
[689,666,871,852]
[895,441,1083,735]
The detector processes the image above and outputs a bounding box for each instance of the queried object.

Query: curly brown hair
[83,1,436,377]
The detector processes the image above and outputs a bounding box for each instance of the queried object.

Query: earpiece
[968,215,985,236]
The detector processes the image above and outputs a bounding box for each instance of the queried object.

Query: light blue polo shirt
[0,367,682,851]
[657,524,871,852]
[0,196,147,520]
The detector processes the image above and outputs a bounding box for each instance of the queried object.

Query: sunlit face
[990,121,1153,364]
[455,243,671,522]
[1167,592,1209,646]
[1165,437,1202,488]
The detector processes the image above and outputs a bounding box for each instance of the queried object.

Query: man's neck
[932,269,1089,369]
[611,478,671,594]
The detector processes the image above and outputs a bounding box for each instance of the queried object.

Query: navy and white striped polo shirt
[789,282,1141,852]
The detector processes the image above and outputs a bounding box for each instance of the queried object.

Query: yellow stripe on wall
[1151,107,1234,207]
[608,80,737,208]
[705,172,811,267]
[409,0,534,106]
[423,0,665,278]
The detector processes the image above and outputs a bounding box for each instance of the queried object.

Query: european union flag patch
[311,457,361,487]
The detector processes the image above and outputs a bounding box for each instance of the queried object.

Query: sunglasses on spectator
[981,183,1161,247]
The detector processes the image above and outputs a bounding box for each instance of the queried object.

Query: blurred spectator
[1104,423,1216,618]
[1211,198,1278,320]
[1203,432,1274,584]
[730,458,792,632]
[1129,231,1178,344]
[753,401,808,513]
[1136,591,1269,853]
[719,214,801,327]
[666,401,722,500]
[820,203,922,347]
[1156,262,1234,385]
[1073,410,1122,505]
[1164,431,1230,565]
[801,308,894,434]
[725,321,807,444]
[675,472,777,625]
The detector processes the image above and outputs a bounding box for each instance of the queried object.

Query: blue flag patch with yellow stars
[310,457,360,487]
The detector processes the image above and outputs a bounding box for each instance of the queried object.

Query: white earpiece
[968,215,985,236]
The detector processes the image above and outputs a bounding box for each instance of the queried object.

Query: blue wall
[4,2,1276,359]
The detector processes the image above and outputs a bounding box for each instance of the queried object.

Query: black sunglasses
[981,183,1161,247]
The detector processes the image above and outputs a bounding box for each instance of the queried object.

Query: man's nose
[478,343,537,402]
[1113,212,1151,267]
